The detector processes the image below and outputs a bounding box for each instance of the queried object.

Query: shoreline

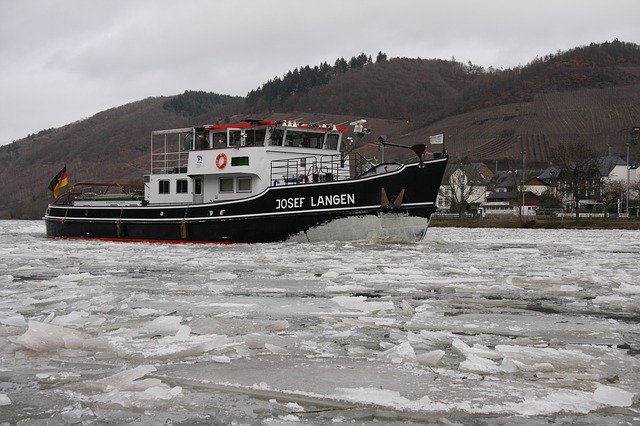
[430,216,640,230]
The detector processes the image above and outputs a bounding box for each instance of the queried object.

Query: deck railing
[269,153,377,186]
[150,128,192,174]
[51,183,145,205]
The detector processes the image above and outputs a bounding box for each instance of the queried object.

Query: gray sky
[1,0,638,146]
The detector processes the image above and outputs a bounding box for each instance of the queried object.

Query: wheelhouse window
[219,177,234,193]
[268,129,284,146]
[185,131,209,150]
[176,179,188,194]
[245,129,266,146]
[158,180,170,194]
[284,130,324,149]
[228,130,242,147]
[211,132,227,149]
[324,133,339,150]
[237,177,252,192]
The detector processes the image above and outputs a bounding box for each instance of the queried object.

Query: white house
[437,163,493,212]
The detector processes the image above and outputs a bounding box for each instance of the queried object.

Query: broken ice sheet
[81,365,182,408]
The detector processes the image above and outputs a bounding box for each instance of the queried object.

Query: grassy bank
[430,216,640,230]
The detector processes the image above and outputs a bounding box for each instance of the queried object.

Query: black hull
[44,158,447,243]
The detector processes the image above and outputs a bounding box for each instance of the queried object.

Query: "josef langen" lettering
[275,193,355,210]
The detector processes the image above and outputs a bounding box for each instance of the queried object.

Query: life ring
[215,153,228,169]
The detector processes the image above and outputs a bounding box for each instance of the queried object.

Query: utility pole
[627,126,640,216]
[519,137,525,221]
[626,142,630,216]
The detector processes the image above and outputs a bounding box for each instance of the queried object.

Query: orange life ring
[215,153,228,169]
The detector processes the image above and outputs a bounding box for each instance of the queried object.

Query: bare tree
[600,179,625,217]
[439,163,492,217]
[552,143,601,220]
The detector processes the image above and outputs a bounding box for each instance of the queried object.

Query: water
[0,220,639,424]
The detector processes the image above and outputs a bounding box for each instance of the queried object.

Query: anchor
[380,187,405,210]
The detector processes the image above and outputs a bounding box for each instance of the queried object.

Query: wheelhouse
[144,120,359,205]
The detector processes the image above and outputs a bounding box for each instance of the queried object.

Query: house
[523,176,556,197]
[480,191,540,217]
[489,171,519,193]
[437,163,493,213]
[598,155,632,183]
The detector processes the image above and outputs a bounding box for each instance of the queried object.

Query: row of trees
[245,52,388,111]
[163,90,241,117]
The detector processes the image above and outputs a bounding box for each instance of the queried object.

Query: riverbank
[430,216,640,230]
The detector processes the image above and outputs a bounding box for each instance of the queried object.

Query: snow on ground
[0,220,639,424]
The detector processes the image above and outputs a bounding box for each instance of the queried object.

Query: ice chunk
[285,401,304,412]
[336,387,412,407]
[459,354,503,374]
[265,343,288,354]
[9,320,90,352]
[144,385,183,400]
[379,341,416,364]
[511,359,554,373]
[593,384,634,407]
[174,325,191,340]
[0,314,26,327]
[495,345,592,370]
[451,338,501,360]
[144,316,183,335]
[209,272,238,280]
[416,349,445,367]
[504,389,600,415]
[0,393,11,406]
[332,296,394,313]
[616,283,640,294]
[52,310,106,328]
[399,300,414,316]
[83,365,159,392]
[500,357,519,373]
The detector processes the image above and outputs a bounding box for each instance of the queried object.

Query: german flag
[48,166,69,198]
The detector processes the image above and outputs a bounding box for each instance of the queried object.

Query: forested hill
[244,40,640,123]
[1,40,640,218]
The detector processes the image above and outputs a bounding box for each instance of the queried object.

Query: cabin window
[176,179,188,194]
[245,129,266,146]
[268,129,284,146]
[237,177,252,192]
[219,177,234,193]
[194,133,208,150]
[324,133,339,150]
[194,178,202,194]
[284,130,324,149]
[231,156,249,166]
[212,132,227,149]
[158,180,170,194]
[284,131,324,149]
[228,129,243,147]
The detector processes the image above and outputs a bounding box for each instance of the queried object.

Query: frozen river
[0,220,639,424]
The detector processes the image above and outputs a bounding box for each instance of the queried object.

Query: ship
[44,119,448,243]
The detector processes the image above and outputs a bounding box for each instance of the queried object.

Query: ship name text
[275,193,356,210]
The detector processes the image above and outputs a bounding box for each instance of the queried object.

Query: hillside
[2,41,640,219]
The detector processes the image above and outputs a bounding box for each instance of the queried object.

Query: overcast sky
[1,0,638,146]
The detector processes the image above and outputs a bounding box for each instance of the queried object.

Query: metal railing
[150,128,191,174]
[269,153,377,186]
[51,182,145,205]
